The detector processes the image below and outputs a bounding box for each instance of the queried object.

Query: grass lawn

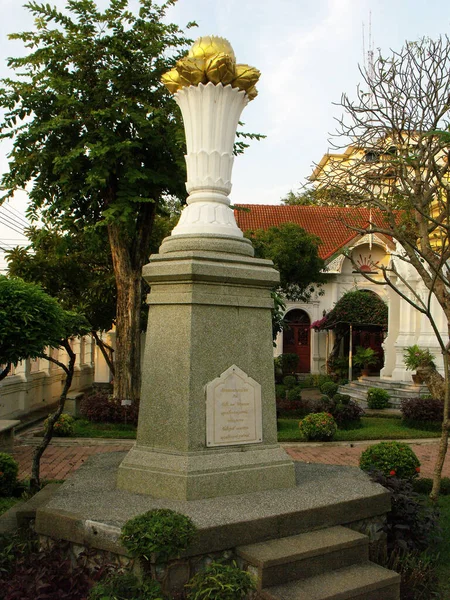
[71,419,136,439]
[277,416,441,443]
[0,497,21,516]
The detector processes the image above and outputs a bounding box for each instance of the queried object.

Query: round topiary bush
[44,413,75,437]
[367,387,390,409]
[320,381,339,398]
[120,509,196,563]
[0,452,19,496]
[286,387,302,402]
[89,573,163,600]
[299,412,337,441]
[186,562,256,600]
[282,375,297,390]
[360,441,421,479]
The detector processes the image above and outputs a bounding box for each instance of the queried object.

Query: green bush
[286,387,302,402]
[412,477,450,495]
[275,384,286,400]
[278,353,299,375]
[367,387,390,409]
[403,345,436,370]
[186,562,256,600]
[120,509,196,563]
[89,572,163,600]
[320,381,338,398]
[44,413,75,437]
[333,393,351,405]
[282,375,297,389]
[0,453,19,497]
[360,441,421,479]
[299,412,337,441]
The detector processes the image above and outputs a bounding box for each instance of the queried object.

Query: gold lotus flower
[176,57,207,86]
[205,52,236,86]
[188,35,236,64]
[161,68,185,93]
[232,64,261,91]
[246,86,258,101]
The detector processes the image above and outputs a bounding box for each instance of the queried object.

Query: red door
[283,310,311,373]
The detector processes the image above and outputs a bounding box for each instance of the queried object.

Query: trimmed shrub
[0,453,19,497]
[332,400,365,426]
[186,562,256,600]
[333,393,351,405]
[367,387,390,409]
[320,381,338,398]
[282,375,297,389]
[316,395,335,413]
[120,509,196,563]
[80,391,139,425]
[369,470,440,553]
[286,387,302,402]
[299,412,337,441]
[412,476,450,496]
[89,573,163,600]
[298,373,332,389]
[401,397,443,423]
[275,384,286,400]
[360,441,421,480]
[44,413,74,437]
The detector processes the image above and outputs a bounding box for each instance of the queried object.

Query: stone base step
[237,526,368,589]
[259,562,400,600]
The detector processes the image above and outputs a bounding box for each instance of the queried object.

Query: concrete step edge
[237,526,367,568]
[259,562,400,600]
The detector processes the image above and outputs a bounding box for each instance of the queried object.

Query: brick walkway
[11,436,449,481]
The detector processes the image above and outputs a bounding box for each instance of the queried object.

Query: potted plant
[353,346,378,377]
[403,344,436,384]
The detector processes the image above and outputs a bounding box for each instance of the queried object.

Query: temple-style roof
[234,204,392,260]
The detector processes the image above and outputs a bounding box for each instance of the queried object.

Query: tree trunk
[0,363,11,381]
[107,222,143,401]
[417,364,446,400]
[30,341,75,492]
[92,330,115,377]
[431,351,450,501]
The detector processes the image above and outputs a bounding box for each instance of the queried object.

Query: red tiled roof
[234,205,390,260]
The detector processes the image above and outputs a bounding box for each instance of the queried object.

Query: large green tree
[0,276,90,489]
[0,0,194,401]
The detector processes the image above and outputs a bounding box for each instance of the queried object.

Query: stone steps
[257,562,400,600]
[237,526,400,600]
[338,376,427,408]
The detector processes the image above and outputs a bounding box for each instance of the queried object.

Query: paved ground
[12,434,449,481]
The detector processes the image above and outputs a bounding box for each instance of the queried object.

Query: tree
[6,225,117,373]
[312,35,450,499]
[0,276,90,489]
[247,222,326,301]
[0,0,195,402]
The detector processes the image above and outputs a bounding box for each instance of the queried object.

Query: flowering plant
[44,413,75,437]
[299,412,337,441]
[359,441,421,479]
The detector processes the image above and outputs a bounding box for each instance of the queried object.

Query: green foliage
[413,477,450,496]
[299,412,337,441]
[0,453,18,497]
[186,562,256,600]
[387,549,440,600]
[247,223,325,301]
[278,353,299,375]
[320,381,338,397]
[367,387,391,409]
[44,413,74,437]
[286,387,302,402]
[282,375,297,389]
[0,276,66,365]
[120,509,196,563]
[360,441,421,479]
[403,345,436,371]
[6,226,116,333]
[275,384,286,400]
[353,346,378,369]
[319,290,388,330]
[89,572,163,600]
[298,373,333,388]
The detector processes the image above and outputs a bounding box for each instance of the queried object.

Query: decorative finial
[162,36,260,101]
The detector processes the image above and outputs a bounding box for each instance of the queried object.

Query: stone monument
[116,36,296,500]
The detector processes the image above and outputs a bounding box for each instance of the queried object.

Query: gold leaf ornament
[246,86,258,101]
[205,52,236,86]
[188,35,236,64]
[161,69,185,94]
[232,64,261,91]
[176,57,207,86]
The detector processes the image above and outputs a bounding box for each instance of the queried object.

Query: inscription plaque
[206,365,262,447]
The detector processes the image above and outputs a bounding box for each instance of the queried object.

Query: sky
[1,0,450,269]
